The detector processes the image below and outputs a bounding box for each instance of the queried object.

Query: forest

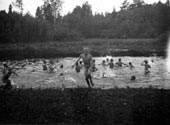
[0,0,170,43]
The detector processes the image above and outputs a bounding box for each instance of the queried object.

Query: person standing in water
[91,59,98,72]
[141,60,151,74]
[115,58,128,67]
[107,59,114,69]
[2,63,18,90]
[128,62,135,70]
[75,62,81,73]
[42,60,47,70]
[73,47,94,88]
[49,59,55,73]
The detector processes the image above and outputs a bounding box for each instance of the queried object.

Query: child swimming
[79,61,83,68]
[59,64,64,75]
[98,60,108,77]
[128,62,135,69]
[75,62,81,73]
[43,60,48,70]
[99,60,107,67]
[115,58,127,67]
[2,63,18,90]
[141,60,151,74]
[107,59,114,69]
[49,59,55,72]
[106,58,109,64]
[91,59,98,72]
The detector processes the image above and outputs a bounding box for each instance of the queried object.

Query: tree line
[0,0,170,43]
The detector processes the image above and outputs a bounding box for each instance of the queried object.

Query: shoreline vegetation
[1,1,169,60]
[0,39,167,60]
[0,88,170,124]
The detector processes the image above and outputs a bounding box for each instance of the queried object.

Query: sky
[0,0,167,16]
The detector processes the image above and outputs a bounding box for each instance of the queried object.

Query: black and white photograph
[0,0,170,124]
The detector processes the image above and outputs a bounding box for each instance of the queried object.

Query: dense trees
[36,0,63,24]
[0,0,170,43]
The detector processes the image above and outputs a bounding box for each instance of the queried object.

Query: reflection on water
[0,57,170,89]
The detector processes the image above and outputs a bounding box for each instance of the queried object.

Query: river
[0,56,170,89]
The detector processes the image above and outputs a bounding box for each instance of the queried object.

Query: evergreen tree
[8,4,13,14]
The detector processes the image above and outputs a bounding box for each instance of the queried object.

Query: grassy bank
[0,38,166,60]
[0,88,170,124]
[0,39,165,60]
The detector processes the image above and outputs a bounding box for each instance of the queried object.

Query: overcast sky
[0,0,167,16]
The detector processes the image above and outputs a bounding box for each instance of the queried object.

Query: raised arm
[141,62,145,66]
[123,63,128,66]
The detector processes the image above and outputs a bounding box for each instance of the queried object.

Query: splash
[166,36,170,72]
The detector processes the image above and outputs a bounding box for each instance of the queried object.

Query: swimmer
[49,59,55,72]
[79,61,84,69]
[99,60,107,67]
[128,62,135,69]
[2,63,18,90]
[107,59,114,69]
[98,60,108,77]
[73,47,94,88]
[130,75,136,80]
[43,60,47,70]
[59,64,64,75]
[141,60,151,74]
[91,59,98,72]
[75,62,81,73]
[106,58,109,64]
[115,58,128,67]
[60,64,63,69]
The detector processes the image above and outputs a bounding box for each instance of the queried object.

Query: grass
[0,87,170,124]
[0,38,167,60]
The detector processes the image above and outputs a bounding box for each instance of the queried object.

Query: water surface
[0,56,169,89]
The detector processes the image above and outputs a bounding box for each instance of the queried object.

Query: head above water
[144,60,148,64]
[49,59,53,64]
[60,64,63,68]
[119,58,121,62]
[43,60,46,64]
[110,59,113,62]
[130,75,136,80]
[3,63,8,68]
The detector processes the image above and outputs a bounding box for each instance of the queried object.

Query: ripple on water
[0,56,169,89]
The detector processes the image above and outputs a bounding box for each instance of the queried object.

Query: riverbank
[0,88,170,124]
[0,39,166,60]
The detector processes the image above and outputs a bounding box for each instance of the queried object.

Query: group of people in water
[0,63,18,89]
[71,47,152,88]
[0,47,152,89]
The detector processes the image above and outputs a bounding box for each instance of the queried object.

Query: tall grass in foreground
[0,88,170,124]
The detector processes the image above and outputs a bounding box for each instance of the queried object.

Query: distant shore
[0,39,167,60]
